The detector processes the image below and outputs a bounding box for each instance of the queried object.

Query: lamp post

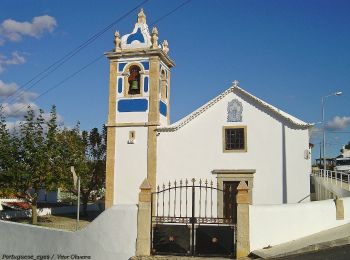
[70,166,80,231]
[322,91,342,172]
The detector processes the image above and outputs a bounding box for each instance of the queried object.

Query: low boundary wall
[0,204,137,260]
[0,203,100,219]
[249,197,350,251]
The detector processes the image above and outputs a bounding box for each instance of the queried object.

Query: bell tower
[105,9,175,207]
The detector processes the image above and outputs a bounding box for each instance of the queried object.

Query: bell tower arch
[104,9,175,207]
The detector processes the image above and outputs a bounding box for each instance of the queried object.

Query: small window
[128,131,135,144]
[223,126,247,152]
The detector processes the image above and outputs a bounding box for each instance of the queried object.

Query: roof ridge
[157,85,311,133]
[157,86,234,132]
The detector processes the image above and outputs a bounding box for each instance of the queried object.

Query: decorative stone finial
[151,27,159,49]
[162,40,169,54]
[137,8,147,24]
[114,31,121,52]
[233,80,240,87]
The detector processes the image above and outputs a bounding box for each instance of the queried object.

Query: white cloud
[0,15,57,44]
[0,79,38,102]
[0,80,18,97]
[1,102,39,118]
[326,116,350,131]
[0,51,26,74]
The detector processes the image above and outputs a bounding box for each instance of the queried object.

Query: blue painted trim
[118,62,126,72]
[117,78,123,94]
[159,101,167,116]
[118,99,148,112]
[141,61,149,70]
[127,28,145,44]
[144,77,149,93]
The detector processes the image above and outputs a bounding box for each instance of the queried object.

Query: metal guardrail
[312,169,350,191]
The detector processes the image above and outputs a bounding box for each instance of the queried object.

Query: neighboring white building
[104,10,312,212]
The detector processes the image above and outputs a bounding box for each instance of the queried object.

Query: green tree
[59,125,106,215]
[345,142,350,150]
[0,106,60,224]
[0,106,18,196]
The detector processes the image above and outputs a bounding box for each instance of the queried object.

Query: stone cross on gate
[233,80,240,87]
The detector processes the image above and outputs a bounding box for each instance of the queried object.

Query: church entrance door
[223,181,240,224]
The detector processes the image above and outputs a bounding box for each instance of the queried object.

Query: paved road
[275,244,350,260]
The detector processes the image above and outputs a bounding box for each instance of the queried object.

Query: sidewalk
[251,222,350,259]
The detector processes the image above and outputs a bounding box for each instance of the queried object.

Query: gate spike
[210,180,213,187]
[157,185,160,192]
[180,179,183,186]
[185,179,188,185]
[174,180,177,187]
[168,181,171,188]
[199,179,202,186]
[163,183,165,190]
[191,178,196,184]
[205,179,208,186]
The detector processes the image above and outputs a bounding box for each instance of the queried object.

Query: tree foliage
[0,106,106,223]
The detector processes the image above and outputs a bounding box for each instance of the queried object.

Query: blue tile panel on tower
[118,99,148,112]
[126,28,145,44]
[159,101,167,116]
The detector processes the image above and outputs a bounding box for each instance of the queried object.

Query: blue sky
[0,0,349,161]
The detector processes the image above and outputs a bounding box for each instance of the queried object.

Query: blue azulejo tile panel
[118,99,148,112]
[117,78,123,94]
[159,101,167,116]
[118,62,126,72]
[144,77,149,93]
[127,28,145,44]
[141,61,149,70]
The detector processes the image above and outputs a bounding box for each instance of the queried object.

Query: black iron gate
[151,178,236,258]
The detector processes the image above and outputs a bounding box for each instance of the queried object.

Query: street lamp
[322,91,342,172]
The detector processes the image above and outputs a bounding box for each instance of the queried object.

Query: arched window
[128,65,141,95]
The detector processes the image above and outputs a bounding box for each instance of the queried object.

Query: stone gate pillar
[236,181,251,258]
[136,179,152,256]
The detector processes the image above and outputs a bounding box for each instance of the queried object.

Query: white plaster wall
[285,127,311,202]
[114,127,148,204]
[160,113,168,126]
[0,205,137,260]
[157,91,309,205]
[249,199,350,251]
[116,110,149,123]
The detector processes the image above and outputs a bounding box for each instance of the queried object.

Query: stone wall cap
[237,181,249,191]
[140,178,151,190]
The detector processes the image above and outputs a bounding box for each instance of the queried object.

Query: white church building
[104,9,312,214]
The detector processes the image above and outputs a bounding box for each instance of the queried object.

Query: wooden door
[223,181,240,223]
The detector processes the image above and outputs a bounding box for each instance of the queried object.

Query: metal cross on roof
[233,80,239,87]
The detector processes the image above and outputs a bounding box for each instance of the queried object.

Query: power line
[9,0,192,116]
[4,0,150,105]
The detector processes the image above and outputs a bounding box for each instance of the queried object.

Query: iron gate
[151,178,236,258]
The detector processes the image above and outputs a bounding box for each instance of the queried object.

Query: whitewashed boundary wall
[249,197,350,251]
[0,203,100,219]
[0,205,137,260]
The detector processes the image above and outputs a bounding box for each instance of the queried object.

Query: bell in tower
[128,65,141,94]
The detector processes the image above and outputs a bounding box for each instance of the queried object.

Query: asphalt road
[275,244,350,260]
